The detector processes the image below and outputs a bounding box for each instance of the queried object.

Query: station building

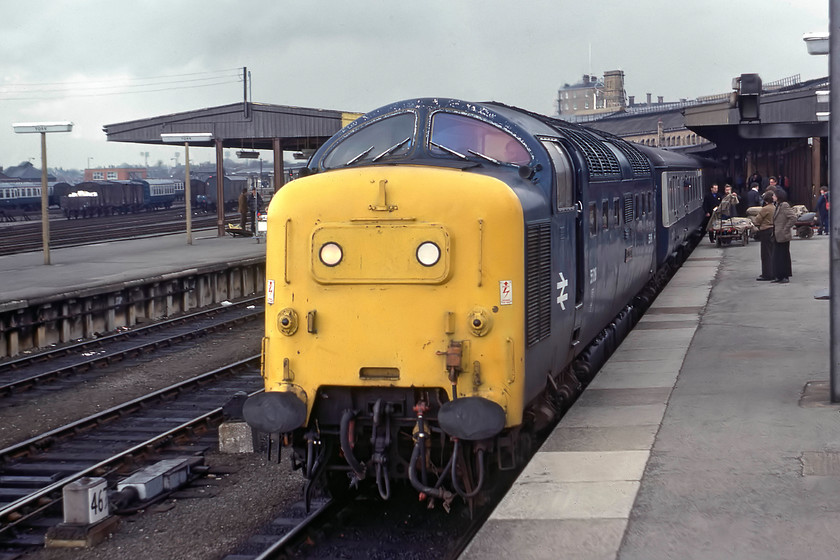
[580,73,828,210]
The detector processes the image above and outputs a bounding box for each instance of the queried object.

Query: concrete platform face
[464,235,839,560]
[0,232,265,304]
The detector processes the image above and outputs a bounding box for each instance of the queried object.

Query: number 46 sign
[63,477,110,525]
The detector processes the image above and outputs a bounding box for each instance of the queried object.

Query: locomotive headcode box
[63,477,109,525]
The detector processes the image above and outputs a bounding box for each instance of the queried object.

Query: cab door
[542,140,580,366]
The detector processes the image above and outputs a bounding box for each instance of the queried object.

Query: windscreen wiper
[372,137,411,162]
[346,146,374,165]
[467,149,500,165]
[429,141,467,160]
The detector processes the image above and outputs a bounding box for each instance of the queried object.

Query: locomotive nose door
[543,140,580,364]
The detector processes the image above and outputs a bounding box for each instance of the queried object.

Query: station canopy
[103,101,361,153]
[102,101,362,237]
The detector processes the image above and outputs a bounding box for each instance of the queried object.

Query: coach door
[543,140,580,363]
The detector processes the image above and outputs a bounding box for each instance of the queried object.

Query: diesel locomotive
[242,98,715,507]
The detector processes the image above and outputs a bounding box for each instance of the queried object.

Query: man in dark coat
[703,184,721,219]
[746,183,762,209]
[248,187,263,235]
[237,188,248,230]
[703,184,721,241]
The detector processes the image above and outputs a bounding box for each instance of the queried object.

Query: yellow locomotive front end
[245,164,527,500]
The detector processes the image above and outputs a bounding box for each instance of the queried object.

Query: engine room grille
[525,222,552,347]
[610,139,652,177]
[555,126,621,178]
[623,193,635,224]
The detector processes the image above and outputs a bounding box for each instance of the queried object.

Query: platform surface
[0,231,265,305]
[462,234,836,560]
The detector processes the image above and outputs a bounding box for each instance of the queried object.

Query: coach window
[323,112,416,169]
[542,141,574,210]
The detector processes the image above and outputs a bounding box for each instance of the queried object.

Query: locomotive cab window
[430,113,530,165]
[322,112,416,169]
[541,141,575,210]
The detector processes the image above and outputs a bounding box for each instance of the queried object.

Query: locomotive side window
[588,202,597,236]
[322,112,416,169]
[541,141,575,210]
[613,198,620,226]
[430,113,530,165]
[602,200,609,230]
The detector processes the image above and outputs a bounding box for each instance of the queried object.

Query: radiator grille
[525,222,552,347]
[624,193,635,224]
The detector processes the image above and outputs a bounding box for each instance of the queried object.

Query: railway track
[0,207,237,256]
[222,478,505,560]
[0,355,264,554]
[0,296,263,398]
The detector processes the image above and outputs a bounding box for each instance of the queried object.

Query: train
[0,181,61,214]
[58,179,182,218]
[241,98,717,509]
[192,175,248,213]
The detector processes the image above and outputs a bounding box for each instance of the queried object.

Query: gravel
[8,321,306,560]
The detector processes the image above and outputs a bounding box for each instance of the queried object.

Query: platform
[0,232,265,305]
[462,235,836,560]
[0,232,266,358]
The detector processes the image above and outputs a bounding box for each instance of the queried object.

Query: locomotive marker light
[319,242,343,266]
[416,241,441,266]
[12,121,73,265]
[161,133,214,245]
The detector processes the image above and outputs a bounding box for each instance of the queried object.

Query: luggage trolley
[708,206,752,247]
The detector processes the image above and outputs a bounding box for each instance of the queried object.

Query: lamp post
[803,20,837,402]
[12,121,73,265]
[161,133,214,245]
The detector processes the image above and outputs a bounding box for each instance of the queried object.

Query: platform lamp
[12,121,73,265]
[161,133,214,245]
[804,22,837,402]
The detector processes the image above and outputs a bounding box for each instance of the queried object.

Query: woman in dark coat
[771,189,797,283]
[816,186,830,235]
[752,191,776,281]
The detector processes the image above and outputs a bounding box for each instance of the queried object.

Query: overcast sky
[1,0,829,170]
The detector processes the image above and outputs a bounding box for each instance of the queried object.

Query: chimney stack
[657,96,664,104]
[646,93,652,105]
[628,95,635,107]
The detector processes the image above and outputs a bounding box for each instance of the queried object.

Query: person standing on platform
[703,183,721,220]
[771,189,796,284]
[746,183,762,209]
[768,176,787,198]
[719,184,740,219]
[816,186,830,235]
[248,186,263,236]
[238,187,248,230]
[703,183,721,242]
[752,191,776,281]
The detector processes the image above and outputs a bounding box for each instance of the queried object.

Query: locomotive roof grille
[608,139,652,177]
[553,125,622,178]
